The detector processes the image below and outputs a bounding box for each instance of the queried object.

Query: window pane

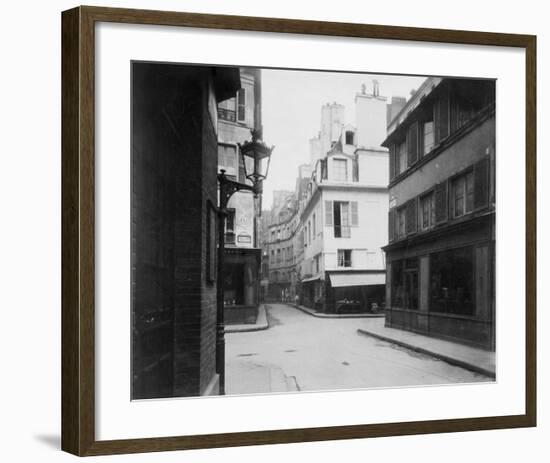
[453,176,465,217]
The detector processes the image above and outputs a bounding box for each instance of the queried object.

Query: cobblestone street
[226,304,490,395]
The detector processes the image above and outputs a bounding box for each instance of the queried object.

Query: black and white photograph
[131,62,496,400]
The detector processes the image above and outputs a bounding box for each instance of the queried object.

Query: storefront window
[430,246,475,315]
[391,258,419,310]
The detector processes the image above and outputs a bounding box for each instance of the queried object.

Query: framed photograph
[61,5,536,456]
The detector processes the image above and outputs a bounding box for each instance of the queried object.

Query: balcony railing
[219,108,236,122]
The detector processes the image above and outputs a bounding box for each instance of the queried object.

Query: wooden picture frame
[62,5,536,456]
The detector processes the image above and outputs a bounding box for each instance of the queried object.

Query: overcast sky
[260,69,427,208]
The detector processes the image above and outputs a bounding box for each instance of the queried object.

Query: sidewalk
[225,304,269,333]
[226,361,300,395]
[357,318,495,378]
[291,303,385,319]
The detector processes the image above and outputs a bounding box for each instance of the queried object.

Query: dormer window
[333,159,348,182]
[345,130,354,145]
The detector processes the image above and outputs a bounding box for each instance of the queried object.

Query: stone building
[297,83,389,313]
[217,68,263,324]
[383,77,496,350]
[131,63,241,399]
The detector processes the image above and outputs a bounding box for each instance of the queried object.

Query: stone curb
[291,303,385,319]
[357,328,496,379]
[225,304,269,333]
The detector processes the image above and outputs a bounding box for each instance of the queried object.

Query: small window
[345,131,354,145]
[337,249,352,267]
[218,144,237,178]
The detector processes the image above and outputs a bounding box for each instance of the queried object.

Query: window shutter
[351,201,358,226]
[407,122,419,166]
[389,144,396,180]
[406,199,417,234]
[388,209,396,242]
[474,156,490,210]
[434,91,450,143]
[325,200,333,226]
[435,181,448,224]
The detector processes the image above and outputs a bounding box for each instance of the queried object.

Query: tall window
[419,192,435,230]
[236,88,246,123]
[451,170,474,218]
[218,144,237,179]
[276,249,281,263]
[333,201,351,238]
[397,206,406,238]
[398,140,407,175]
[337,249,352,267]
[423,120,434,155]
[333,159,348,182]
[345,131,354,145]
[312,213,316,239]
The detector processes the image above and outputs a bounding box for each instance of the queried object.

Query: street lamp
[216,128,274,394]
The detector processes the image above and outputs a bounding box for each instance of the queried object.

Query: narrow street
[226,304,490,395]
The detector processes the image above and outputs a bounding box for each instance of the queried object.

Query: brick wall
[132,63,222,398]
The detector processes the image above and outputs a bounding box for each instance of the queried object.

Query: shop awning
[301,276,321,283]
[329,272,385,288]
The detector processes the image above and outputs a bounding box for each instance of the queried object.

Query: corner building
[383,77,496,350]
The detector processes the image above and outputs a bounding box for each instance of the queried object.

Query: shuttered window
[407,122,419,166]
[434,91,450,143]
[351,201,358,226]
[406,199,418,235]
[435,181,448,224]
[474,156,490,210]
[325,200,333,226]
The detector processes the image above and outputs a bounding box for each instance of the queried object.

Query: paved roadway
[226,303,490,395]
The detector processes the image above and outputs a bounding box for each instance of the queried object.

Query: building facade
[293,83,389,313]
[217,68,263,324]
[383,77,496,350]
